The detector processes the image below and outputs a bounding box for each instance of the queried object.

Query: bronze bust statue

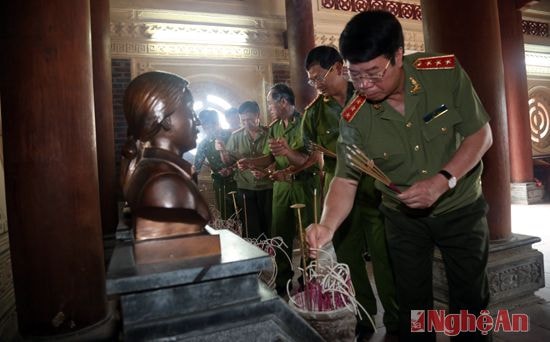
[120,71,218,262]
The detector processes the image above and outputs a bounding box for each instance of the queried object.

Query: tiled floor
[358,202,550,341]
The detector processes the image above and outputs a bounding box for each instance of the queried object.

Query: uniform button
[441,127,448,133]
[406,122,412,128]
[421,169,428,174]
[383,152,388,159]
[326,130,330,134]
[414,145,420,151]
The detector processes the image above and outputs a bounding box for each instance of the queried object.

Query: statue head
[120,71,199,196]
[123,71,199,155]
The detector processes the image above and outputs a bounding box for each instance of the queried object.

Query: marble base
[511,182,545,204]
[433,233,545,309]
[107,228,323,341]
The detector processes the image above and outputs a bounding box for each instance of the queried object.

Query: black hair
[339,10,404,64]
[305,45,343,70]
[238,101,260,116]
[198,109,219,126]
[269,83,295,106]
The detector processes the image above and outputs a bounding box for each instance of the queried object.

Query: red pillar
[0,0,108,336]
[91,0,118,235]
[285,0,317,112]
[498,0,534,183]
[421,0,511,240]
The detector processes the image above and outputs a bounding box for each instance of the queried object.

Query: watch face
[449,177,457,189]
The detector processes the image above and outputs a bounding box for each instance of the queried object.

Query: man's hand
[397,174,448,208]
[237,158,251,171]
[306,223,335,259]
[269,138,290,157]
[217,166,234,177]
[250,170,264,179]
[214,139,225,151]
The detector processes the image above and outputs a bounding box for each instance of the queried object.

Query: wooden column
[421,0,511,240]
[0,0,107,337]
[498,0,534,183]
[91,0,118,235]
[285,0,316,112]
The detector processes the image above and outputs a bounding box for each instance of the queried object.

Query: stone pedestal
[106,228,323,341]
[511,182,545,204]
[434,233,545,309]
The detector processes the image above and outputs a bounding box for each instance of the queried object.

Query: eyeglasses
[344,59,391,85]
[307,64,335,87]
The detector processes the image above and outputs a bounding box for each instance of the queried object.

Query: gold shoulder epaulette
[414,54,455,70]
[342,95,367,122]
[304,94,322,111]
[231,126,245,134]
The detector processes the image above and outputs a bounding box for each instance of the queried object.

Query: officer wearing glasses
[306,11,493,341]
[299,45,398,336]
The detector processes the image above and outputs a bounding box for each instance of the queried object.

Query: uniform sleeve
[225,133,237,155]
[263,126,274,155]
[452,58,490,137]
[193,140,207,172]
[334,118,364,182]
[301,106,317,145]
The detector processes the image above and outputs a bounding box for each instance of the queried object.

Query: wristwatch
[438,170,457,189]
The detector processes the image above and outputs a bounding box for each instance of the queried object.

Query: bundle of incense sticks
[308,141,337,158]
[345,144,401,194]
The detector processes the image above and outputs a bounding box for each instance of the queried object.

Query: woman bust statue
[120,71,212,242]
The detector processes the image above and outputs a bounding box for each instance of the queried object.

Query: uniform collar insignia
[342,95,366,122]
[409,76,422,94]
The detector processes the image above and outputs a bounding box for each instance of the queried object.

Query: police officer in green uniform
[238,83,319,295]
[306,11,493,342]
[193,109,237,220]
[221,101,273,239]
[301,45,398,335]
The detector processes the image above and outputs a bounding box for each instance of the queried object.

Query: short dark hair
[238,101,260,116]
[305,45,343,70]
[339,10,404,64]
[269,83,295,106]
[198,109,219,126]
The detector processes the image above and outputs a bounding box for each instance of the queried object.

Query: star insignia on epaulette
[414,54,456,70]
[342,95,366,122]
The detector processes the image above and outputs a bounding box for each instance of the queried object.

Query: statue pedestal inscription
[107,228,323,341]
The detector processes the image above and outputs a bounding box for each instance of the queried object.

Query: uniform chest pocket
[318,127,338,146]
[421,107,462,141]
[368,145,406,175]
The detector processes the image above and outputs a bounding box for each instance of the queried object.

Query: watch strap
[438,169,453,180]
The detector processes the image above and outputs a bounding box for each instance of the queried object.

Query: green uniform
[265,111,320,293]
[336,53,491,341]
[225,126,273,238]
[194,129,238,220]
[302,85,398,331]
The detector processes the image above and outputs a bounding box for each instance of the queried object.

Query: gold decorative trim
[111,41,288,60]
